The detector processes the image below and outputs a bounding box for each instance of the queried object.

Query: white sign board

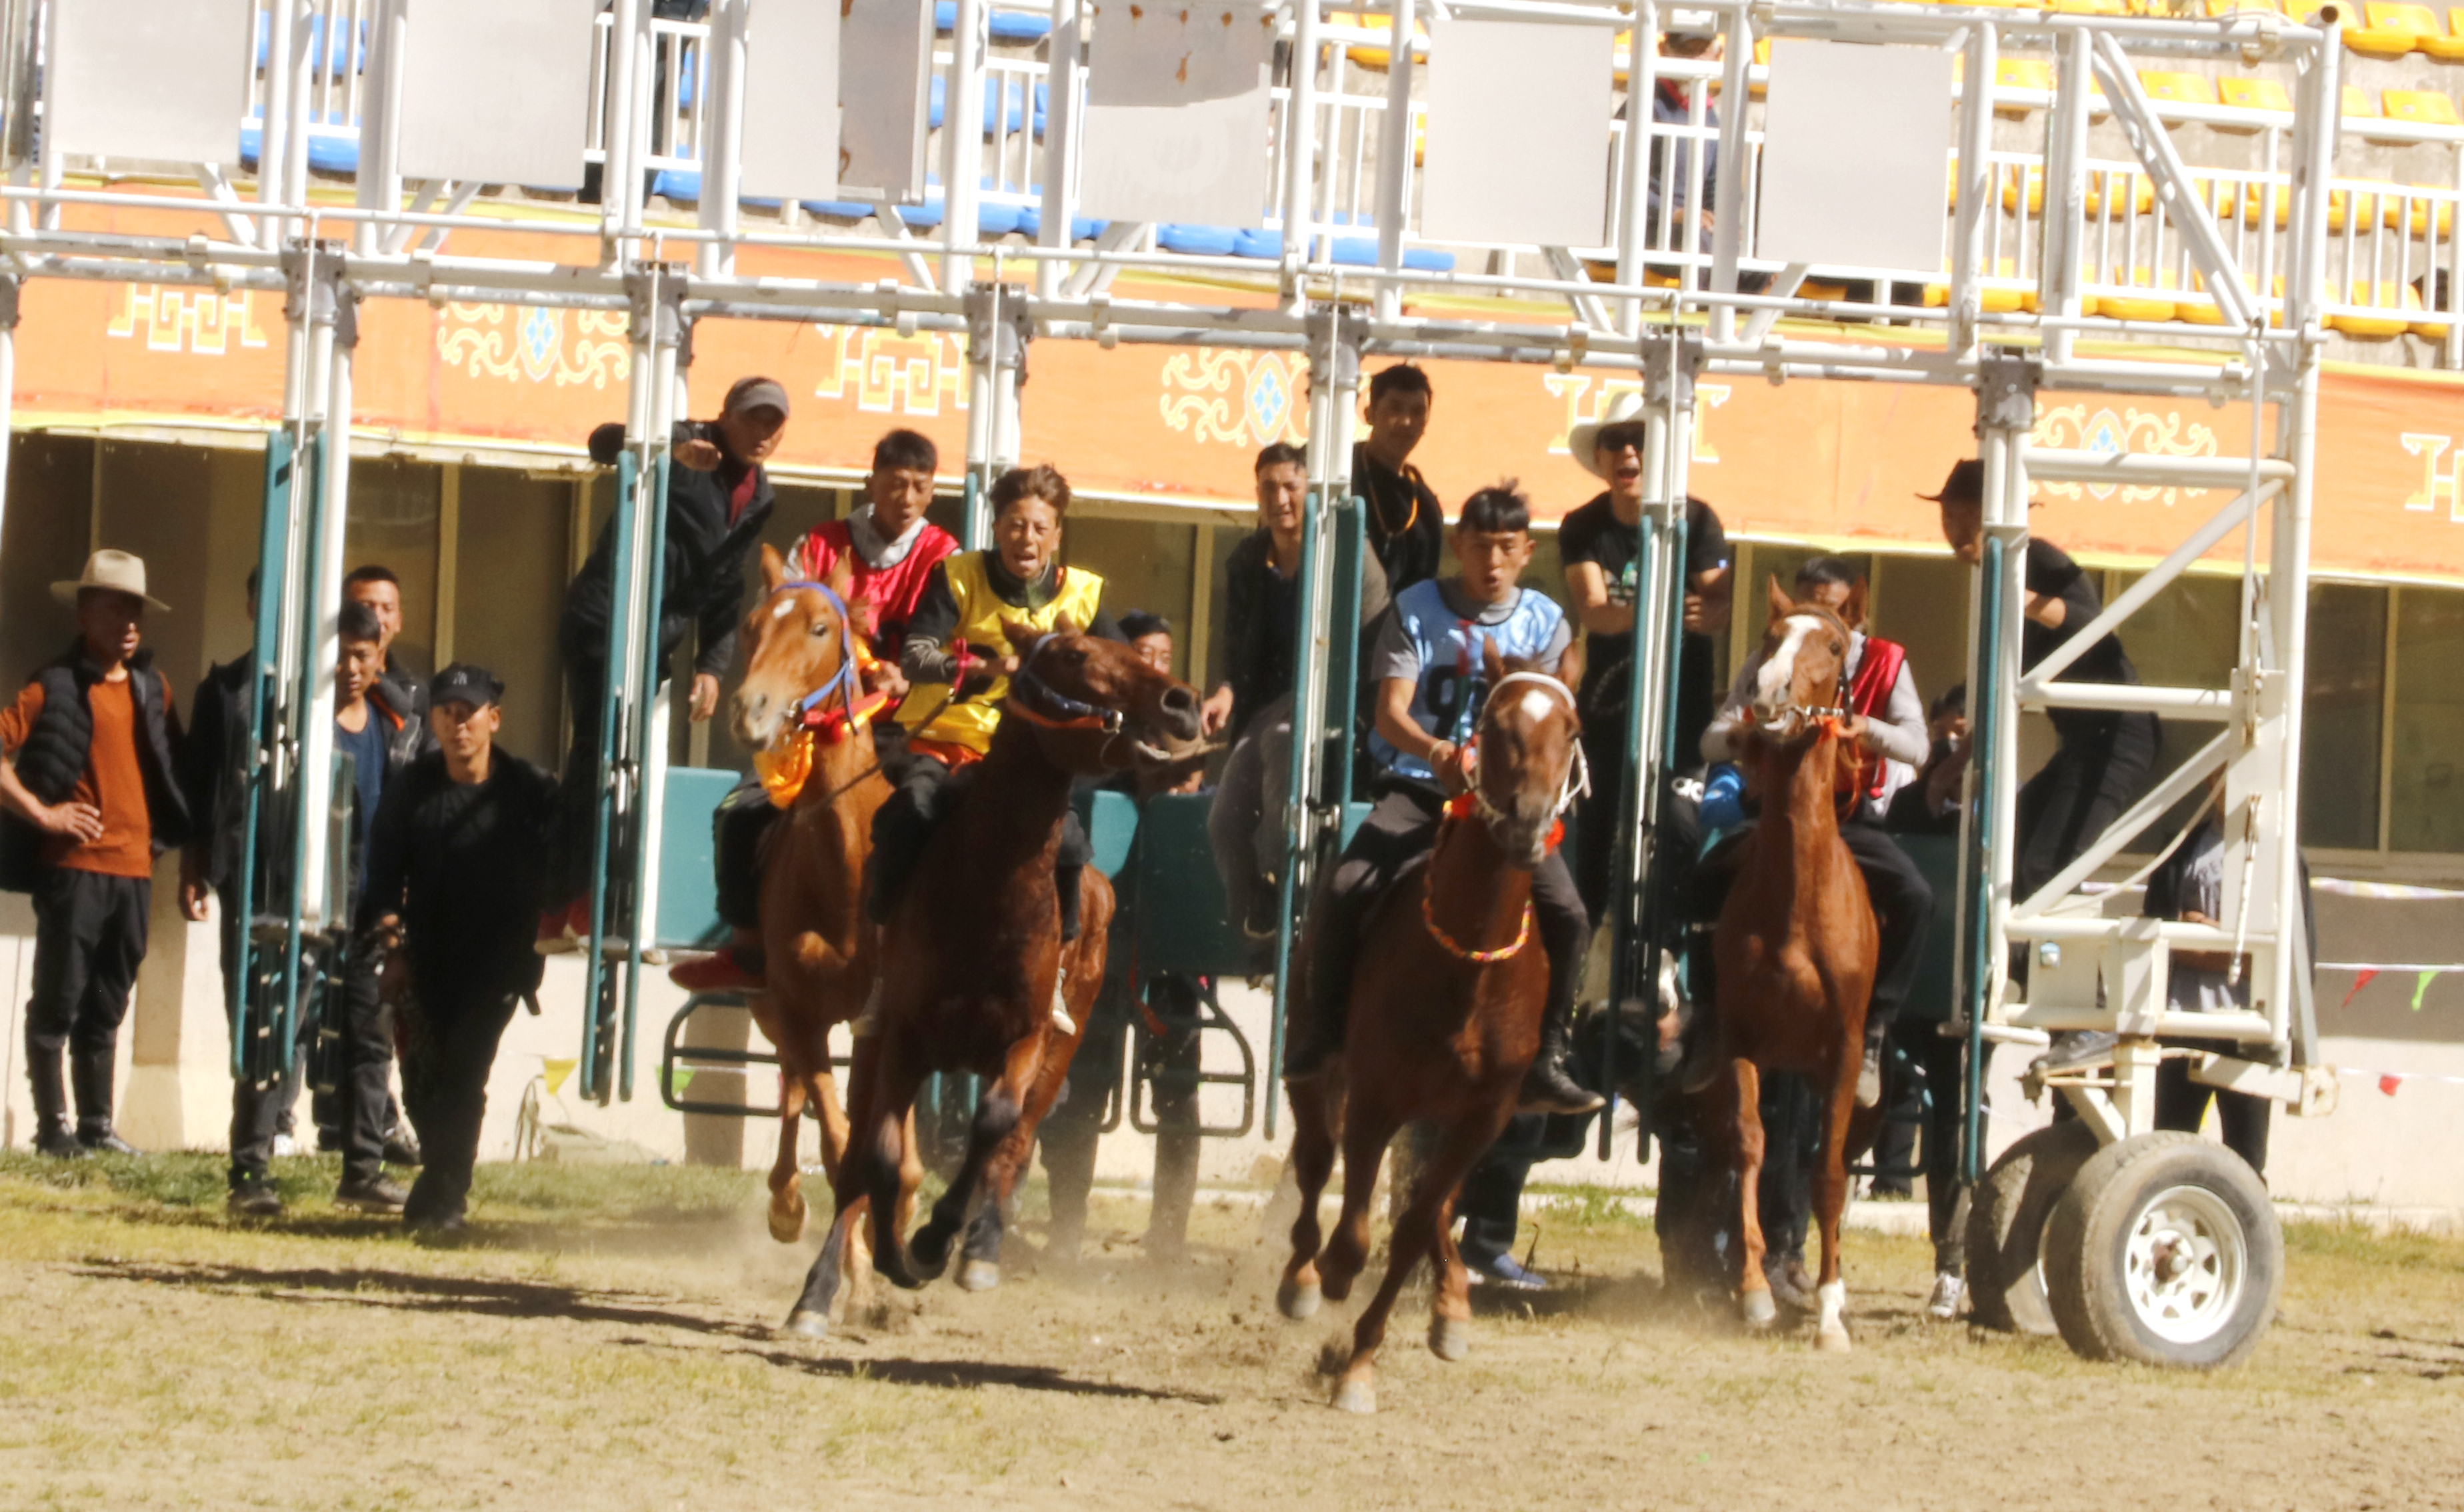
[1079,2,1277,229]
[49,0,253,163]
[1421,19,1612,250]
[839,0,934,202]
[1756,39,1955,273]
[399,0,596,188]
[742,0,841,201]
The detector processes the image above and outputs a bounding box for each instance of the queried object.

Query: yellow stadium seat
[2383,89,2463,127]
[2213,75,2293,133]
[2344,86,2385,120]
[2001,164,2046,217]
[2327,281,2423,338]
[2385,185,2457,239]
[2438,9,2464,58]
[2207,0,2287,14]
[1336,11,1427,69]
[2049,0,2130,13]
[2355,3,2441,53]
[1995,57,2053,118]
[1921,257,2030,314]
[2140,71,2221,107]
[2173,273,2283,328]
[2094,270,2179,323]
[1752,36,1770,98]
[2086,173,2158,219]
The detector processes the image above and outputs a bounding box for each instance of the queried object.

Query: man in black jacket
[543,376,786,946]
[0,551,191,1157]
[363,665,559,1233]
[1351,364,1445,593]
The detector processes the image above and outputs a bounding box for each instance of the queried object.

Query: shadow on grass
[609,1335,1227,1403]
[66,1257,779,1342]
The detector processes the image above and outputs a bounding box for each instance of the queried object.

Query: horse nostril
[1160,685,1201,738]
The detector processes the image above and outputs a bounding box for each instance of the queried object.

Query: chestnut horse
[726,544,917,1264]
[1279,639,1586,1415]
[1710,579,1881,1351]
[784,619,1203,1336]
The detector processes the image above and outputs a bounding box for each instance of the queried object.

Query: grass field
[3,1151,2462,1511]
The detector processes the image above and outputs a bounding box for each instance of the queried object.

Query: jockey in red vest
[1691,557,1936,1111]
[673,428,957,994]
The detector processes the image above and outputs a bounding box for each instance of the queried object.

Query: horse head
[1748,574,1857,743]
[1467,635,1587,867]
[998,617,1205,775]
[732,543,867,751]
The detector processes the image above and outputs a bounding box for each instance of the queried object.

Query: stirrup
[1050,968,1077,1036]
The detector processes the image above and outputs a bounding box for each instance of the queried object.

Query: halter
[1753,604,1858,738]
[1422,670,1586,963]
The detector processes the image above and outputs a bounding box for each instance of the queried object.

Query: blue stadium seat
[1014,205,1109,241]
[255,11,365,76]
[927,74,1044,136]
[934,1,1055,41]
[647,168,781,210]
[1157,225,1241,256]
[238,125,361,176]
[1228,224,1455,271]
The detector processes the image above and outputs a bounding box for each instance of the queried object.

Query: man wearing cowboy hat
[0,550,191,1157]
[1558,391,1733,919]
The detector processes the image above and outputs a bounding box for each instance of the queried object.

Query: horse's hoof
[908,1227,954,1285]
[768,1203,807,1245]
[1277,1279,1322,1321]
[1815,1326,1853,1355]
[780,1308,829,1341]
[1739,1289,1779,1329]
[1330,1377,1377,1415]
[1321,1274,1356,1305]
[1429,1315,1471,1363]
[957,1259,1001,1293]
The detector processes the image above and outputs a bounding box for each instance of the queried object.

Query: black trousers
[1296,784,1587,1075]
[2155,1035,2271,1178]
[25,869,150,1134]
[869,752,1091,938]
[713,774,775,932]
[1689,808,1935,1027]
[2014,713,2162,905]
[329,952,394,1185]
[399,983,523,1223]
[219,883,295,1188]
[1457,1115,1545,1264]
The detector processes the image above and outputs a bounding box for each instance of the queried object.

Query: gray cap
[724,375,791,419]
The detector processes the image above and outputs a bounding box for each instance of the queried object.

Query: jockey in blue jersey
[1285,484,1602,1116]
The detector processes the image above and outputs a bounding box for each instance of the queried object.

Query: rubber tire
[1963,1121,2100,1335]
[2041,1131,2281,1369]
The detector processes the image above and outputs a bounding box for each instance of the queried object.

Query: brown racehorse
[784,619,1203,1336]
[1278,639,1587,1415]
[726,544,917,1264]
[1711,579,1882,1351]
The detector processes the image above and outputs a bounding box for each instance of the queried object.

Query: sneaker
[76,1127,139,1155]
[671,945,765,994]
[382,1128,423,1167]
[1050,968,1077,1036]
[1464,1250,1549,1292]
[1925,1271,1967,1321]
[227,1184,284,1218]
[1767,1258,1817,1311]
[407,1209,467,1237]
[272,1133,299,1158]
[335,1175,409,1214]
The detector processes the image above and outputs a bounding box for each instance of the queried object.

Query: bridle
[1753,603,1856,739]
[769,577,863,735]
[1422,669,1587,963]
[1002,630,1163,771]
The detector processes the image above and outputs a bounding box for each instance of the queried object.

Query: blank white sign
[1422,19,1611,249]
[49,0,253,163]
[742,0,840,201]
[400,0,596,187]
[839,0,933,201]
[1757,39,1954,273]
[1080,2,1276,229]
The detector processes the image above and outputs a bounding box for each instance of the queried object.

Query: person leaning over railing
[1203,442,1390,957]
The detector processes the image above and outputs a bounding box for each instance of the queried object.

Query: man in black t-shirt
[1558,395,1733,919]
[361,664,559,1233]
[1927,459,2161,907]
[1350,364,1447,593]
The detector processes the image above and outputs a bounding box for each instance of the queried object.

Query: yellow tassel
[754,731,816,809]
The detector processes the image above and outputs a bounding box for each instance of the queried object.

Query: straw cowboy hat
[51,550,170,613]
[1567,393,1652,479]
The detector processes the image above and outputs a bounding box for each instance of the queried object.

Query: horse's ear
[999,618,1041,652]
[1554,635,1585,694]
[1480,634,1506,685]
[1051,612,1083,638]
[760,542,787,595]
[1765,574,1794,628]
[822,545,856,603]
[1842,575,1869,631]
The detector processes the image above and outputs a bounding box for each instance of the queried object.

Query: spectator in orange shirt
[0,551,191,1157]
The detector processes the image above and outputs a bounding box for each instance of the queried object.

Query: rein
[1419,669,1584,963]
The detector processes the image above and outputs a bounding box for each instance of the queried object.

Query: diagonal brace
[2089,31,2254,331]
[2019,479,2278,692]
[2009,727,2230,923]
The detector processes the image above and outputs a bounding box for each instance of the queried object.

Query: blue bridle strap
[1007,631,1121,731]
[769,578,861,717]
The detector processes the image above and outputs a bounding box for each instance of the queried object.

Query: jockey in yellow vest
[863,465,1123,1031]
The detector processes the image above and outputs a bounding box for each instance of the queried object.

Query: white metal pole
[1615,1,1660,338]
[2042,26,2093,366]
[257,0,297,247]
[353,0,407,258]
[1037,0,1083,301]
[697,0,747,279]
[295,286,354,927]
[1949,20,1997,362]
[279,1,312,247]
[1283,0,1322,276]
[1372,0,1415,321]
[944,0,988,294]
[1705,3,1751,343]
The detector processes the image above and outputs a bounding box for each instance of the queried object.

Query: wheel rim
[2122,1184,2247,1345]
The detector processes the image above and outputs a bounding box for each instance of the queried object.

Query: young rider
[674,428,956,994]
[1283,484,1602,1116]
[1686,556,1934,1109]
[863,464,1127,1031]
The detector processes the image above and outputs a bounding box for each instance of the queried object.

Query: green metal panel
[1076,788,1139,879]
[655,767,738,951]
[1127,793,1244,977]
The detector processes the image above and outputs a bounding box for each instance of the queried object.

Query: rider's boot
[1519,1002,1605,1115]
[671,929,767,993]
[1049,967,1077,1036]
[1676,996,1724,1095]
[1856,1017,1888,1109]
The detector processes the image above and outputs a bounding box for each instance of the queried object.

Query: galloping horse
[1279,638,1586,1415]
[727,544,915,1257]
[785,619,1203,1336]
[1709,579,1881,1351]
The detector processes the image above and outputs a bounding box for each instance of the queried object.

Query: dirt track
[3,1157,2461,1511]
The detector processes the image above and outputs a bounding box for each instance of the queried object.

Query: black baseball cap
[430,663,504,709]
[724,375,791,419]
